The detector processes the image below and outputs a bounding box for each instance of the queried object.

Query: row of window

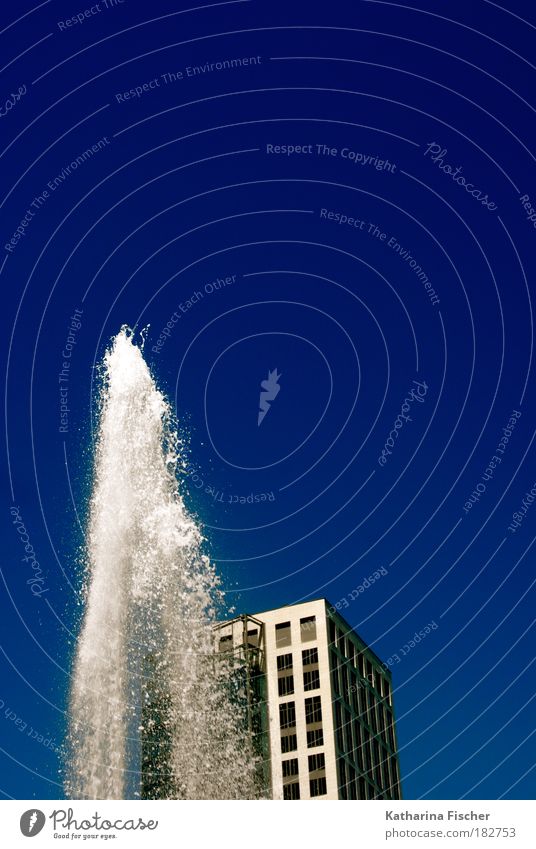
[282,752,325,778]
[334,701,400,796]
[282,777,327,799]
[338,756,400,800]
[280,727,324,754]
[328,620,392,704]
[218,627,260,652]
[331,652,395,748]
[275,616,317,648]
[276,647,318,672]
[279,696,323,730]
[277,668,320,697]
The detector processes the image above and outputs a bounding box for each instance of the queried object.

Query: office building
[214,598,402,800]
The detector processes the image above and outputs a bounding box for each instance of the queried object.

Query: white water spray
[67,328,259,799]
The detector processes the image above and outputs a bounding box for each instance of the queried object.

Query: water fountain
[66,328,258,799]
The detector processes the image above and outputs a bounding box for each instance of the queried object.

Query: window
[283,781,300,799]
[303,669,320,691]
[367,688,375,729]
[363,734,371,773]
[354,721,364,771]
[370,702,378,735]
[275,621,291,648]
[390,756,400,795]
[310,776,327,797]
[331,655,340,696]
[300,615,317,642]
[373,739,382,787]
[380,745,391,791]
[307,728,324,748]
[218,634,233,652]
[335,702,344,752]
[338,759,348,800]
[350,674,359,713]
[378,704,388,747]
[278,675,294,697]
[281,733,297,753]
[302,647,318,666]
[308,752,325,772]
[279,701,296,729]
[282,758,299,778]
[305,696,322,724]
[328,618,336,646]
[247,628,258,647]
[341,665,349,701]
[344,708,353,754]
[348,764,357,799]
[277,653,293,671]
[387,714,395,752]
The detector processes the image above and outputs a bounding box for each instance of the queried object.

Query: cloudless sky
[1,0,535,800]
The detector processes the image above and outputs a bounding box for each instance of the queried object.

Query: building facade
[214,598,402,800]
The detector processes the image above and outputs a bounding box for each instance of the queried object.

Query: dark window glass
[277,653,293,671]
[338,759,348,800]
[282,758,299,778]
[344,708,353,754]
[350,675,359,713]
[310,776,327,797]
[387,713,395,751]
[308,752,325,772]
[283,781,300,800]
[331,654,340,696]
[373,738,381,786]
[278,675,294,697]
[354,721,364,771]
[303,669,320,691]
[370,700,378,735]
[302,647,318,666]
[367,688,375,728]
[279,701,296,729]
[328,618,336,646]
[300,615,317,642]
[363,734,371,773]
[281,733,297,753]
[335,701,344,752]
[358,776,366,799]
[349,764,357,800]
[342,665,349,701]
[306,728,324,748]
[305,695,322,724]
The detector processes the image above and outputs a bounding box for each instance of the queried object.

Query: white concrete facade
[215,598,401,800]
[253,599,338,800]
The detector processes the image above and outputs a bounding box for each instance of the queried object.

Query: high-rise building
[213,598,402,800]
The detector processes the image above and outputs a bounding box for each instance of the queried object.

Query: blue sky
[1,0,536,800]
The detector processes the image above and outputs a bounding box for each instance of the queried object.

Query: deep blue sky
[1,0,536,800]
